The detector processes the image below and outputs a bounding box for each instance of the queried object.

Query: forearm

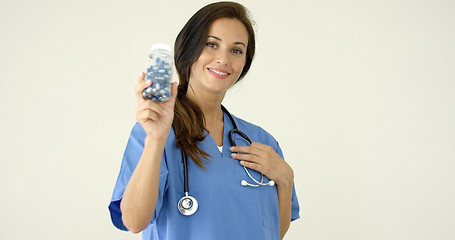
[277,173,294,239]
[120,136,167,233]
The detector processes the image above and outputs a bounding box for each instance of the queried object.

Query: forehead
[207,18,249,45]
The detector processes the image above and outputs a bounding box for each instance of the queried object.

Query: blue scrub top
[109,112,300,240]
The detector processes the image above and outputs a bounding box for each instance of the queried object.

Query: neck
[186,86,225,125]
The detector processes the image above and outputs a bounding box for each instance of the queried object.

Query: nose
[215,50,229,65]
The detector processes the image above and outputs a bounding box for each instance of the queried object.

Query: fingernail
[145,80,151,85]
[231,153,237,158]
[230,146,234,151]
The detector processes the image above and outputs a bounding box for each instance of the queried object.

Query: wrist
[144,134,168,147]
[276,167,294,189]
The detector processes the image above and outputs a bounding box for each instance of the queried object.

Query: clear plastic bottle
[142,43,173,102]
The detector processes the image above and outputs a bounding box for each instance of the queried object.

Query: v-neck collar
[204,111,234,156]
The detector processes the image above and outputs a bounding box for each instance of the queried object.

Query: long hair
[173,1,256,168]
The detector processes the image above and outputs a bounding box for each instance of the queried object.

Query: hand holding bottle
[135,72,178,139]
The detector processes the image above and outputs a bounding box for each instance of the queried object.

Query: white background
[1,0,454,239]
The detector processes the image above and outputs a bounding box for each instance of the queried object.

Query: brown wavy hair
[173,1,256,168]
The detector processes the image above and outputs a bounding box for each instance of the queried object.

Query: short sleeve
[108,123,169,231]
[275,142,301,222]
[290,184,300,221]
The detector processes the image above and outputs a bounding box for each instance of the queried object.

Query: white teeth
[208,68,229,75]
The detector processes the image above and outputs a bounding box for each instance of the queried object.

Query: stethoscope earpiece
[240,179,275,187]
[240,164,275,188]
[241,180,255,187]
[178,105,275,216]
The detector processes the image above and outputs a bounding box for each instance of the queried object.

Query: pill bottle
[142,43,173,102]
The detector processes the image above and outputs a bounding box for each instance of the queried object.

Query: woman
[109,2,300,239]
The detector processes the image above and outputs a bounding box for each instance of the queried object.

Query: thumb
[168,82,179,104]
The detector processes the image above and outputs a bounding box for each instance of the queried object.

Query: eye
[206,42,218,48]
[232,48,243,54]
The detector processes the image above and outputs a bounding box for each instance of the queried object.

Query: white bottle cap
[151,43,172,52]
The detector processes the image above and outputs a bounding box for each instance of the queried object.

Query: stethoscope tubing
[181,150,189,193]
[178,105,274,216]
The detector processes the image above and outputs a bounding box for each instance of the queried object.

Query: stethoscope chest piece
[178,193,198,216]
[177,105,274,216]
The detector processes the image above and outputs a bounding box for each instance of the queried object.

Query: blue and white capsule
[142,44,173,102]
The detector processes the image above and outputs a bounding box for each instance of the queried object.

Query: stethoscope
[178,105,275,216]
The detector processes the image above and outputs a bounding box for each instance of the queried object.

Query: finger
[137,109,151,122]
[135,72,145,102]
[135,80,152,101]
[137,107,160,121]
[162,82,178,109]
[147,110,159,121]
[137,100,168,116]
[135,72,152,103]
[168,82,178,103]
[230,145,262,157]
[250,142,273,151]
[239,160,265,173]
[137,72,145,83]
[231,152,262,164]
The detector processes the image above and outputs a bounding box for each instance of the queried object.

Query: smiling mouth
[207,68,230,76]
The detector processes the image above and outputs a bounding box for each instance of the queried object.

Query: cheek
[190,62,197,74]
[233,59,246,74]
[197,50,212,64]
[192,55,210,72]
[190,59,204,76]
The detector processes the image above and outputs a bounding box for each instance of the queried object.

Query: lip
[207,67,231,79]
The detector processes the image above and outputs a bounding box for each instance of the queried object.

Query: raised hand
[135,72,178,139]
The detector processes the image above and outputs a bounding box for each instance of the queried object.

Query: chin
[207,85,229,94]
[203,79,233,93]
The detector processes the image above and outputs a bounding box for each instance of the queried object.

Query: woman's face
[189,17,249,95]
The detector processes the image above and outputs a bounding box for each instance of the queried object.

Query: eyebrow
[208,35,246,48]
